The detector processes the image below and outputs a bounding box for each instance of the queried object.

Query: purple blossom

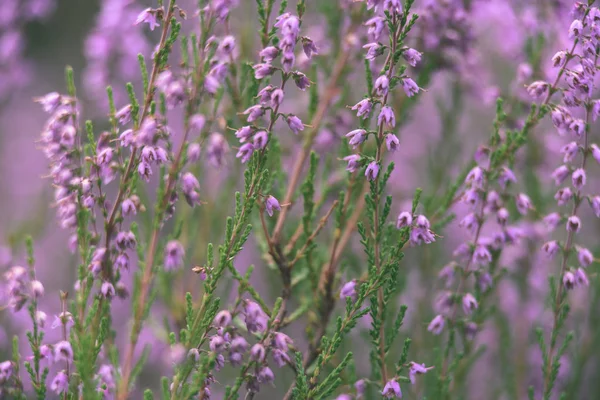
[135,8,160,31]
[343,154,361,172]
[402,78,420,97]
[236,143,255,163]
[402,48,422,67]
[381,379,402,398]
[287,115,304,134]
[374,75,389,96]
[164,240,185,271]
[378,106,396,128]
[50,371,69,394]
[265,195,281,217]
[428,314,445,335]
[365,161,379,181]
[340,280,358,301]
[351,99,373,119]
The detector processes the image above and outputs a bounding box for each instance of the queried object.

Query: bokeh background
[2,0,600,398]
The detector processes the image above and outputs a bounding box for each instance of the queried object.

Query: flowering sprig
[427,99,535,397]
[534,2,599,398]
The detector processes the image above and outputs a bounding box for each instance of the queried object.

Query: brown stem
[270,37,354,244]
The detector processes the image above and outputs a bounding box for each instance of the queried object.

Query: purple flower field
[1,0,600,399]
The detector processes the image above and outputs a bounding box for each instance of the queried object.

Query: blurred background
[2,0,600,398]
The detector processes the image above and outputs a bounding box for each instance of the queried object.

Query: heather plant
[3,0,600,399]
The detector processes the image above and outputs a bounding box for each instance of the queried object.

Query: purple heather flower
[402,48,422,67]
[365,17,385,41]
[569,19,584,38]
[265,195,281,217]
[374,75,389,96]
[543,241,560,258]
[250,343,266,362]
[355,379,366,397]
[0,361,12,382]
[428,314,445,335]
[397,211,413,228]
[402,78,420,97]
[219,35,236,55]
[351,99,373,119]
[561,142,579,163]
[496,208,509,225]
[273,332,293,351]
[346,129,367,148]
[187,143,201,163]
[378,106,396,128]
[287,115,304,134]
[122,198,137,216]
[526,81,549,99]
[466,166,485,187]
[591,144,600,164]
[243,105,265,122]
[381,379,402,398]
[282,52,295,72]
[36,92,61,113]
[31,280,44,298]
[498,167,517,188]
[230,336,248,353]
[459,213,478,232]
[270,88,285,107]
[575,268,589,286]
[551,165,570,186]
[578,247,593,267]
[365,161,379,181]
[54,340,73,362]
[340,280,357,301]
[164,240,185,271]
[209,335,226,353]
[272,349,291,367]
[563,271,576,290]
[567,215,582,233]
[515,193,532,215]
[253,130,268,150]
[52,311,74,330]
[462,293,478,315]
[478,273,493,292]
[259,46,280,62]
[258,366,275,384]
[363,42,384,60]
[235,126,253,143]
[302,37,318,58]
[572,168,586,190]
[101,281,115,298]
[473,245,492,265]
[115,105,132,125]
[190,114,206,132]
[244,300,268,333]
[214,310,232,327]
[236,143,254,163]
[593,101,600,121]
[36,311,47,327]
[253,63,275,79]
[336,395,352,400]
[409,228,436,246]
[135,8,159,31]
[568,118,585,138]
[591,196,600,217]
[415,215,430,229]
[408,362,433,384]
[50,371,69,394]
[293,72,311,90]
[343,154,361,172]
